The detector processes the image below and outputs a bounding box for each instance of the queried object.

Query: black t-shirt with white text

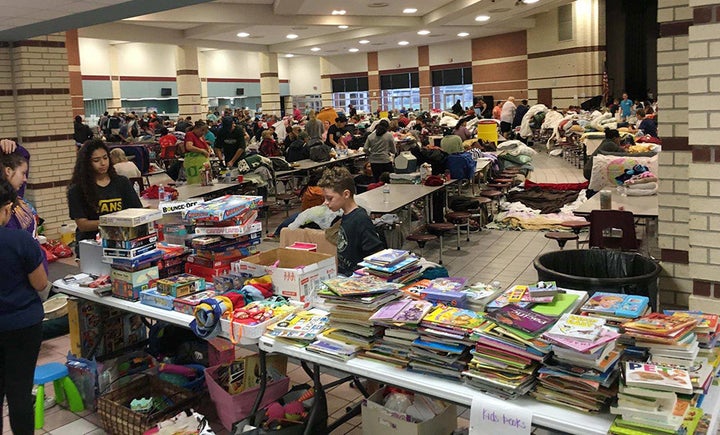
[68,175,143,242]
[337,207,384,276]
[326,124,346,148]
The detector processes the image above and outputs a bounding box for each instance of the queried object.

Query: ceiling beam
[184,24,237,39]
[422,0,486,26]
[0,0,214,41]
[273,0,303,15]
[269,27,401,52]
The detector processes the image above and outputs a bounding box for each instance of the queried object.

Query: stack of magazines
[357,249,423,284]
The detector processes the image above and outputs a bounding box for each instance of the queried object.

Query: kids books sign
[470,395,531,435]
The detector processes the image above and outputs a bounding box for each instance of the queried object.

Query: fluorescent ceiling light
[310,47,321,52]
[285,54,294,58]
[236,32,249,37]
[475,15,490,22]
[457,32,469,37]
[398,41,409,45]
[338,25,349,29]
[332,10,346,15]
[417,30,430,35]
[523,0,540,3]
[359,39,370,44]
[403,8,417,13]
[349,48,359,52]
[286,33,298,39]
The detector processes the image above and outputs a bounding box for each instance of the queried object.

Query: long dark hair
[0,178,17,209]
[0,152,27,177]
[70,140,117,214]
[375,119,389,136]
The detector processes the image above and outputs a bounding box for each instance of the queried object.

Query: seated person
[318,166,384,276]
[109,148,141,179]
[631,108,658,138]
[366,171,390,191]
[259,130,281,157]
[354,162,375,193]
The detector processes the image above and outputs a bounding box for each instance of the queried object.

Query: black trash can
[533,249,661,310]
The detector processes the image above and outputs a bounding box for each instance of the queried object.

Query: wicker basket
[97,374,199,435]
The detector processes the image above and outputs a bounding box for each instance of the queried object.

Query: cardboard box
[110,266,159,288]
[232,248,337,304]
[156,273,206,297]
[362,388,456,435]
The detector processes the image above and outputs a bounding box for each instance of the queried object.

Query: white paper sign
[469,395,531,435]
[159,199,203,214]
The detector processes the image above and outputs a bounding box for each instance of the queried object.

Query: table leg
[249,348,268,418]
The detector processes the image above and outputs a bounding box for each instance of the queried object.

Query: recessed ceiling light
[475,15,490,22]
[417,30,431,35]
[457,32,469,37]
[403,8,417,13]
[285,54,294,58]
[349,48,359,52]
[359,39,370,44]
[331,9,346,15]
[338,25,349,29]
[523,0,540,3]
[310,47,321,52]
[236,32,249,37]
[398,40,409,45]
[286,33,298,39]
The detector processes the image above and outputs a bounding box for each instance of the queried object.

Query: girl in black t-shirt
[67,140,142,250]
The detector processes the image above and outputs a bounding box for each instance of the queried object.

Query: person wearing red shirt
[183,121,211,184]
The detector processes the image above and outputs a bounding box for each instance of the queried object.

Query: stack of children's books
[620,313,699,369]
[580,292,651,326]
[533,313,622,412]
[407,305,484,380]
[359,298,434,367]
[99,208,164,301]
[181,195,263,280]
[609,382,698,435]
[357,249,423,284]
[265,310,330,345]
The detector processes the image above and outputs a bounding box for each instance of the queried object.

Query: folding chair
[588,210,639,251]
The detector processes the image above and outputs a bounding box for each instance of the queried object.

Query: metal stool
[406,231,438,257]
[468,196,492,226]
[276,193,296,217]
[480,189,503,215]
[544,232,579,249]
[560,220,591,248]
[445,211,471,249]
[426,222,454,264]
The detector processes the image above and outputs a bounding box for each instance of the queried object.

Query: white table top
[355,182,450,214]
[276,152,366,177]
[259,336,614,435]
[574,190,658,219]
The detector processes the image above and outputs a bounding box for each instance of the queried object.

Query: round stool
[486,182,511,192]
[276,193,296,217]
[544,232,579,250]
[468,196,492,226]
[480,189,503,215]
[561,220,591,248]
[427,222,454,264]
[406,232,438,257]
[445,211,471,249]
[33,362,84,429]
[492,177,514,184]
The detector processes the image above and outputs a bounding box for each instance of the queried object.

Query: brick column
[319,57,333,108]
[418,46,431,111]
[65,29,84,117]
[197,50,209,116]
[687,1,720,313]
[656,0,693,308]
[6,34,76,239]
[259,52,281,116]
[175,45,202,120]
[367,52,380,113]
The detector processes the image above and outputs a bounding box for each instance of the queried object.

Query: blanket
[506,187,581,214]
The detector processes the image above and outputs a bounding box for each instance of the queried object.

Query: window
[331,76,369,93]
[332,91,370,113]
[558,4,573,41]
[380,88,420,111]
[430,67,473,111]
[380,72,419,90]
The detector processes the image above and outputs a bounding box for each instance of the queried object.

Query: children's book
[419,277,468,307]
[323,275,401,297]
[527,281,558,297]
[267,311,329,341]
[359,256,419,274]
[369,299,434,325]
[581,292,649,318]
[624,361,693,394]
[484,304,555,335]
[623,313,698,336]
[363,249,411,267]
[543,313,606,342]
[421,305,484,333]
[485,286,534,309]
[531,293,580,317]
[399,279,431,299]
[424,277,468,293]
[543,326,620,353]
[663,310,719,333]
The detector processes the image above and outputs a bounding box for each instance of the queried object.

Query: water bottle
[133,181,141,197]
[158,184,165,202]
[382,184,390,203]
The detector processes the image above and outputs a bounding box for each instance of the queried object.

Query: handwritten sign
[159,199,203,214]
[470,395,531,435]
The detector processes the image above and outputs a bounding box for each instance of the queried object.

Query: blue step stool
[33,362,85,429]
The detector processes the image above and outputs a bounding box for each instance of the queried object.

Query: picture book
[184,195,263,222]
[581,292,649,318]
[531,293,580,317]
[623,313,698,336]
[358,256,419,274]
[419,277,467,307]
[485,286,555,310]
[544,313,606,342]
[268,311,330,341]
[663,310,719,333]
[363,249,411,266]
[484,304,555,335]
[421,305,484,333]
[323,275,401,297]
[369,299,434,325]
[624,362,693,394]
[424,277,467,293]
[399,279,431,299]
[544,326,620,353]
[98,208,163,227]
[527,281,558,297]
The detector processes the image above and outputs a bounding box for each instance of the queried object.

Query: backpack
[308,139,331,162]
[270,156,293,172]
[285,139,309,162]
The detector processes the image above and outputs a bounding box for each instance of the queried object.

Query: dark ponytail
[375,119,389,136]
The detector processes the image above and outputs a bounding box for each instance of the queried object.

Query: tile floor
[4,149,618,435]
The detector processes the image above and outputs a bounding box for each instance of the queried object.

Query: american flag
[601,71,609,106]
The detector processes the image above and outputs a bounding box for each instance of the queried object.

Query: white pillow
[588,154,659,191]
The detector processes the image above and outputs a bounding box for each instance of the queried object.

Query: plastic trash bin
[533,249,661,310]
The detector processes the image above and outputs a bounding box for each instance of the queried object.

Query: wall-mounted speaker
[160,88,172,97]
[236,88,245,96]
